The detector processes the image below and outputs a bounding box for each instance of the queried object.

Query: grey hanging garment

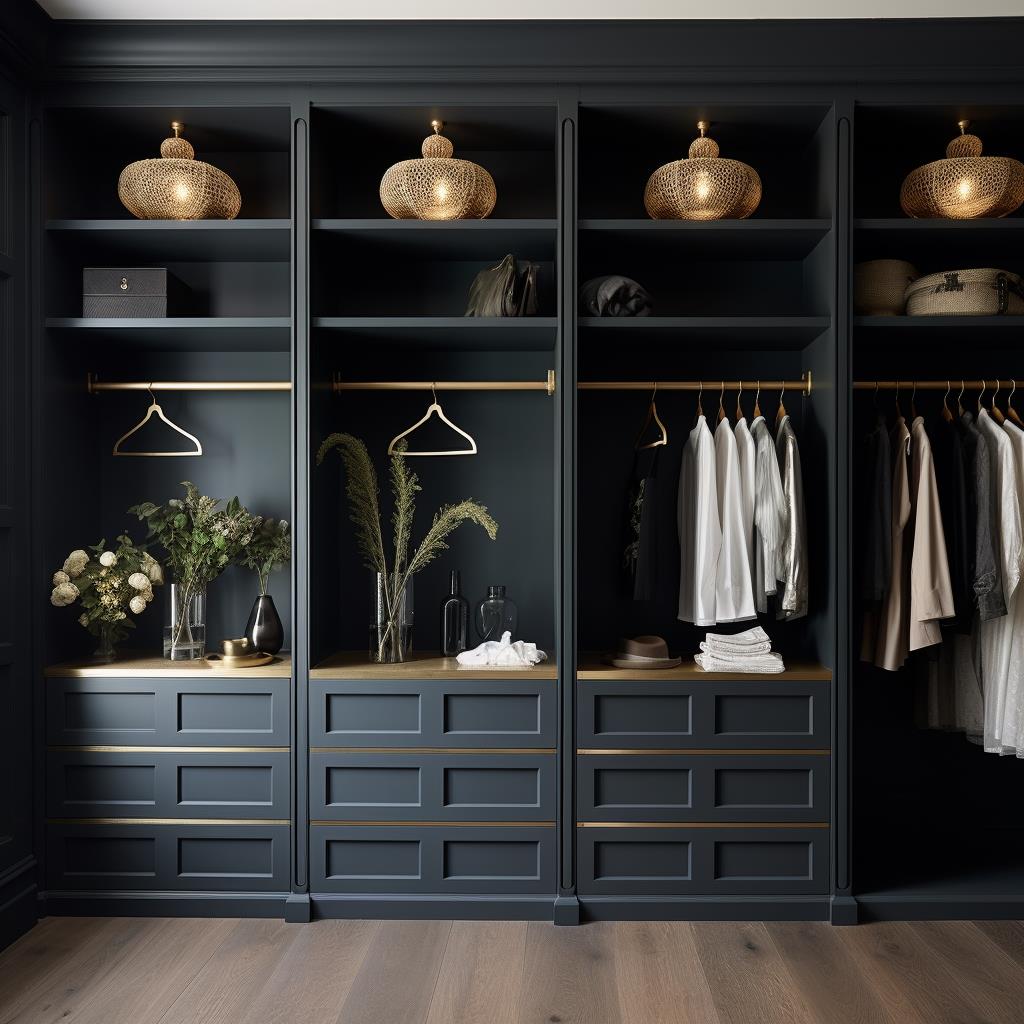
[465,254,538,317]
[580,275,652,316]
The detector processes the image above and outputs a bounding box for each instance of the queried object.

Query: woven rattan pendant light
[118,122,242,221]
[379,120,496,221]
[900,120,1024,220]
[644,121,762,221]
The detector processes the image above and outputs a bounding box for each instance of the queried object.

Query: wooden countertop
[45,652,292,678]
[312,651,558,680]
[577,656,831,681]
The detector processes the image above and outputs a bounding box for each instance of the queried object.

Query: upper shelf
[312,651,558,681]
[580,316,830,350]
[579,219,832,260]
[854,218,1024,268]
[46,219,291,261]
[46,317,291,351]
[314,219,557,260]
[314,316,558,351]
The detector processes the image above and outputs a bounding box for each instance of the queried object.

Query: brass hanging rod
[854,380,1019,390]
[580,371,812,397]
[333,369,556,396]
[88,374,291,393]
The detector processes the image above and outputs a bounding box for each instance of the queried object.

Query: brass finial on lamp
[379,120,497,221]
[118,122,242,220]
[900,120,1024,220]
[644,120,762,221]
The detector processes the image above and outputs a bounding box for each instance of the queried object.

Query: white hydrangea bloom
[128,572,150,590]
[129,595,147,615]
[78,614,89,627]
[53,570,70,585]
[50,582,79,607]
[63,550,89,577]
[147,562,164,585]
[142,586,154,602]
[99,551,117,567]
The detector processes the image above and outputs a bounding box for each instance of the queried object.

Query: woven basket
[854,260,918,316]
[904,268,1024,317]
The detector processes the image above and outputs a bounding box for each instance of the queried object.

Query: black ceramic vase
[245,594,284,655]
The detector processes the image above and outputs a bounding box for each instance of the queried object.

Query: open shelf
[312,652,558,680]
[854,218,1024,267]
[580,316,830,349]
[46,219,291,261]
[580,219,831,259]
[855,315,1024,349]
[577,657,832,681]
[314,316,557,350]
[44,653,292,678]
[46,317,292,351]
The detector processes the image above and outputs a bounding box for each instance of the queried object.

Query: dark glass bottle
[440,570,470,656]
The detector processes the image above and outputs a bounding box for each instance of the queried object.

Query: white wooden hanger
[634,383,668,450]
[112,385,203,457]
[387,385,477,457]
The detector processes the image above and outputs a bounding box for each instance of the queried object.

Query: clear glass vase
[369,572,413,664]
[92,622,118,664]
[164,582,207,661]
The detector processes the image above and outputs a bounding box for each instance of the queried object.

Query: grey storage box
[82,267,186,317]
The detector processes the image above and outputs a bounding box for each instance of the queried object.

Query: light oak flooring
[2,916,1024,1024]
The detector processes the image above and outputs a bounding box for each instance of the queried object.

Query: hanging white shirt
[713,417,756,623]
[734,416,757,594]
[1000,419,1024,755]
[678,415,721,627]
[750,415,785,613]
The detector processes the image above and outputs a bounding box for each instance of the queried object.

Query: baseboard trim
[284,892,312,923]
[830,894,859,925]
[857,892,1024,922]
[39,890,289,918]
[579,895,831,922]
[310,893,555,921]
[0,856,39,951]
[553,894,581,926]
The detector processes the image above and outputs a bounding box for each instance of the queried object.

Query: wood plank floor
[2,917,1024,1024]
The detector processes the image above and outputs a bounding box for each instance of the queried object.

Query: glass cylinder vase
[164,582,207,661]
[92,622,118,664]
[369,572,413,664]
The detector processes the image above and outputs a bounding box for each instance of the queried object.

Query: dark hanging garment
[932,416,974,633]
[960,411,1006,621]
[621,447,660,601]
[862,418,892,603]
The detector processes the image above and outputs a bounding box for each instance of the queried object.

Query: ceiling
[33,0,1024,18]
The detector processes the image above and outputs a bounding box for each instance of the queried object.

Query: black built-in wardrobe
[1,11,1023,945]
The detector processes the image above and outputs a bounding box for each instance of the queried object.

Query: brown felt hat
[606,635,681,670]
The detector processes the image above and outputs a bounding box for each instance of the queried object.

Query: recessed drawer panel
[310,751,553,821]
[312,680,555,748]
[578,754,828,822]
[578,680,829,749]
[577,825,829,896]
[47,750,288,819]
[310,824,555,895]
[47,677,289,747]
[47,822,289,892]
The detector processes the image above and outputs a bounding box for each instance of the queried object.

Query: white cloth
[678,416,721,626]
[750,416,786,614]
[695,651,786,674]
[776,415,809,621]
[734,417,757,593]
[713,417,756,623]
[455,631,547,668]
[702,625,772,655]
[975,410,1023,752]
[999,419,1024,755]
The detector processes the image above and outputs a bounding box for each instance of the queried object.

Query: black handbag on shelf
[465,254,539,317]
[579,275,653,317]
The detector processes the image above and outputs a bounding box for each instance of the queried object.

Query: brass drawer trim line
[576,821,830,829]
[576,748,830,756]
[47,817,290,826]
[49,745,290,754]
[310,820,556,828]
[310,747,556,754]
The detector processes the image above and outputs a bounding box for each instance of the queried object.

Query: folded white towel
[699,641,773,659]
[456,631,548,669]
[694,652,786,674]
[704,626,771,650]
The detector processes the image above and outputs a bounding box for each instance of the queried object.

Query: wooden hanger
[910,380,919,421]
[112,385,202,457]
[735,380,745,422]
[958,379,966,417]
[977,379,987,416]
[753,380,762,419]
[775,380,787,430]
[942,380,954,423]
[387,385,477,457]
[717,380,727,424]
[992,379,1006,424]
[635,383,668,450]
[893,380,904,422]
[1008,380,1024,428]
[694,380,704,424]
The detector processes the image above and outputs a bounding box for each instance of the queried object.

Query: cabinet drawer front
[310,751,554,822]
[577,825,829,896]
[311,680,555,748]
[578,680,829,749]
[310,824,555,895]
[578,753,829,823]
[47,750,289,820]
[47,677,289,747]
[46,822,289,892]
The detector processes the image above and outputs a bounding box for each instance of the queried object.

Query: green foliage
[240,518,292,595]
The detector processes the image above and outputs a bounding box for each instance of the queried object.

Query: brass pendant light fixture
[900,120,1024,220]
[379,120,497,221]
[644,121,762,221]
[118,122,242,220]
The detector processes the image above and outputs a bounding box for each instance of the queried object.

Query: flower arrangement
[130,481,259,659]
[49,536,164,661]
[317,433,498,663]
[241,518,291,596]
